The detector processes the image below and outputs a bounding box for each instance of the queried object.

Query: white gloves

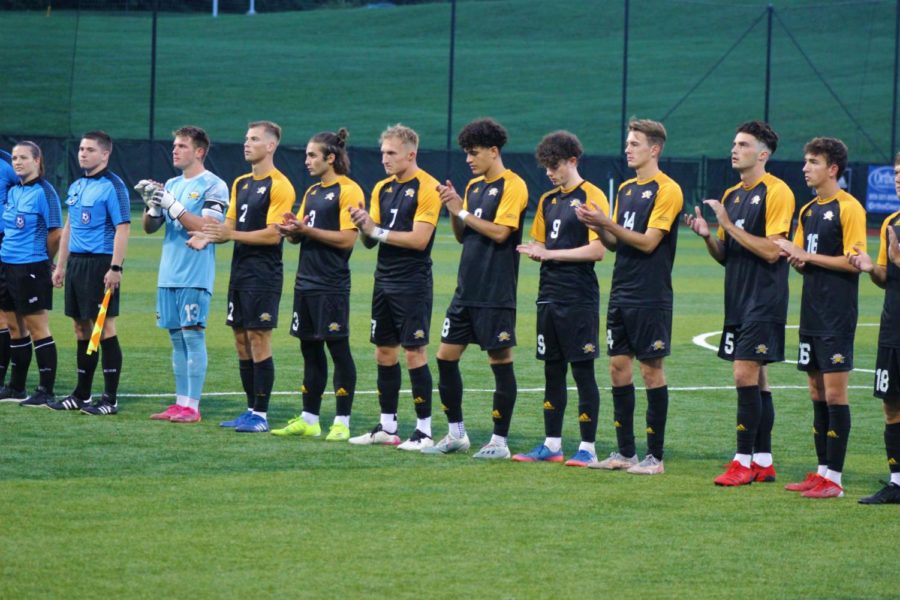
[134,179,162,217]
[152,187,186,220]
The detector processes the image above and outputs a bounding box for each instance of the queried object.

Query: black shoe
[858,481,900,505]
[47,394,90,411]
[0,385,27,403]
[81,394,118,416]
[20,387,55,408]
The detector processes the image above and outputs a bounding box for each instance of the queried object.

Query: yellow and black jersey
[876,210,900,347]
[226,168,296,292]
[294,175,363,295]
[793,190,867,336]
[717,173,795,325]
[531,180,607,306]
[452,169,529,309]
[608,171,683,309]
[370,169,441,291]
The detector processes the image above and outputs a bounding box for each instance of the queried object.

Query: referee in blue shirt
[0,149,18,396]
[50,131,130,415]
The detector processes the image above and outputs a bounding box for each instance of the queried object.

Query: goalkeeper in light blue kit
[138,126,229,423]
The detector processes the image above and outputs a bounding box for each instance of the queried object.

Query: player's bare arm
[202,218,282,246]
[774,236,859,274]
[517,239,605,263]
[848,244,886,288]
[51,218,71,287]
[103,222,129,290]
[702,198,782,263]
[348,202,379,248]
[574,203,618,250]
[440,180,513,244]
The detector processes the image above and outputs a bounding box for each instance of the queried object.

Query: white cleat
[588,451,638,470]
[397,429,434,451]
[421,433,471,455]
[472,441,511,460]
[626,454,665,475]
[348,423,401,446]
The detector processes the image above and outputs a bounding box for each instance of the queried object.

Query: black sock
[571,360,599,444]
[754,390,774,454]
[327,338,356,417]
[612,384,636,457]
[812,400,829,466]
[736,385,761,455]
[437,358,463,423]
[0,328,10,385]
[377,363,401,415]
[543,360,568,438]
[300,340,327,416]
[886,422,900,474]
[33,336,56,394]
[100,336,122,403]
[646,385,669,460]
[826,404,851,473]
[8,336,31,392]
[490,362,517,437]
[239,359,254,410]
[253,357,274,414]
[409,364,433,420]
[74,339,99,400]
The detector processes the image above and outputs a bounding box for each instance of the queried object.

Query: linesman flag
[87,288,112,356]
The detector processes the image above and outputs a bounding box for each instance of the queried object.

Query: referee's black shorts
[65,253,120,320]
[0,260,53,314]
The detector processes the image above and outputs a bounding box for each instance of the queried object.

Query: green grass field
[0,210,896,598]
[2,0,898,162]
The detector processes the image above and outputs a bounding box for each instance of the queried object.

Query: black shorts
[226,289,280,330]
[797,333,854,373]
[0,261,53,314]
[371,286,431,348]
[536,302,598,362]
[290,291,349,340]
[717,321,785,364]
[874,345,900,399]
[441,300,516,351]
[606,305,672,360]
[65,253,120,320]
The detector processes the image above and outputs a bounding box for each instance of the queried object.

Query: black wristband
[110,264,123,273]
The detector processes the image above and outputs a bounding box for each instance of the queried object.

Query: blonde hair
[379,123,419,149]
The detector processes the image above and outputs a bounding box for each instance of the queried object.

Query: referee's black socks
[490,362,517,437]
[75,338,99,400]
[0,327,11,385]
[33,336,56,394]
[9,335,32,392]
[100,336,122,404]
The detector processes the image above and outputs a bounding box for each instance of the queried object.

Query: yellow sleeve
[413,178,440,226]
[339,182,364,230]
[793,200,814,248]
[876,214,895,267]
[296,185,314,219]
[765,181,795,237]
[225,177,241,221]
[369,180,385,225]
[266,176,296,225]
[840,196,867,255]
[461,180,477,212]
[647,180,683,232]
[494,176,528,229]
[583,185,609,242]
[531,196,547,242]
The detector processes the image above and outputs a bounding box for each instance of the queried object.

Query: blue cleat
[220,410,252,428]
[512,444,564,463]
[235,413,269,433]
[564,449,597,467]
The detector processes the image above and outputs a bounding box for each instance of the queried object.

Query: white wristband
[372,227,389,242]
[457,209,470,222]
[167,200,186,221]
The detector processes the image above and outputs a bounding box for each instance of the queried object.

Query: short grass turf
[0,211,896,598]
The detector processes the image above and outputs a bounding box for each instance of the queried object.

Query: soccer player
[0,141,62,407]
[49,131,129,415]
[683,121,795,486]
[203,121,296,433]
[141,126,229,423]
[347,124,441,449]
[575,119,683,475]
[512,131,607,466]
[775,137,866,499]
[0,149,19,397]
[422,117,529,459]
[849,153,900,504]
[271,129,361,442]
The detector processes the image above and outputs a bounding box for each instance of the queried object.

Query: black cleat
[47,394,89,411]
[858,481,900,505]
[0,385,27,403]
[81,394,118,416]
[19,387,55,408]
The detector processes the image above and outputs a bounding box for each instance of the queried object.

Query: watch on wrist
[110,264,123,273]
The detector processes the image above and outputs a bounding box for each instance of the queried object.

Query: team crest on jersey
[325,192,335,201]
[413,329,425,339]
[497,331,511,342]
[824,210,834,221]
[582,343,595,353]
[256,186,267,195]
[81,209,91,224]
[642,190,653,199]
[578,413,591,423]
[404,189,415,198]
[15,215,24,229]
[190,191,200,199]
[569,199,582,208]
[543,400,554,410]
[755,344,769,354]
[259,312,272,322]
[488,188,498,196]
[328,322,341,332]
[651,340,666,351]
[751,195,761,205]
[830,353,846,365]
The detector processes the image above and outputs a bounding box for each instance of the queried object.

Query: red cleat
[802,477,844,498]
[751,462,776,482]
[784,472,823,492]
[150,404,184,421]
[714,460,754,486]
[170,407,201,423]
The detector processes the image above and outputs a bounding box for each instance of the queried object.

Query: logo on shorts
[414,396,425,405]
[651,340,666,351]
[751,194,761,205]
[755,344,769,355]
[28,296,37,304]
[336,387,348,397]
[824,210,834,221]
[328,322,341,332]
[405,189,415,198]
[259,312,272,322]
[491,409,502,419]
[543,400,554,410]
[830,353,845,365]
[81,209,91,225]
[578,413,591,423]
[15,215,24,229]
[497,331,511,342]
[582,343,596,354]
[413,329,425,339]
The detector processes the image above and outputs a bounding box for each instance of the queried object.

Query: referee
[50,131,130,415]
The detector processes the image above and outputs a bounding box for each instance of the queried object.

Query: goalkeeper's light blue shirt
[64,169,130,254]
[1,178,62,264]
[158,171,229,293]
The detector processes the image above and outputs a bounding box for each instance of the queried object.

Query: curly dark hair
[457,118,508,151]
[736,120,778,155]
[804,137,848,179]
[535,130,583,168]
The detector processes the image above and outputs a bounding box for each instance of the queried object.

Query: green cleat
[325,423,350,442]
[271,416,322,438]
